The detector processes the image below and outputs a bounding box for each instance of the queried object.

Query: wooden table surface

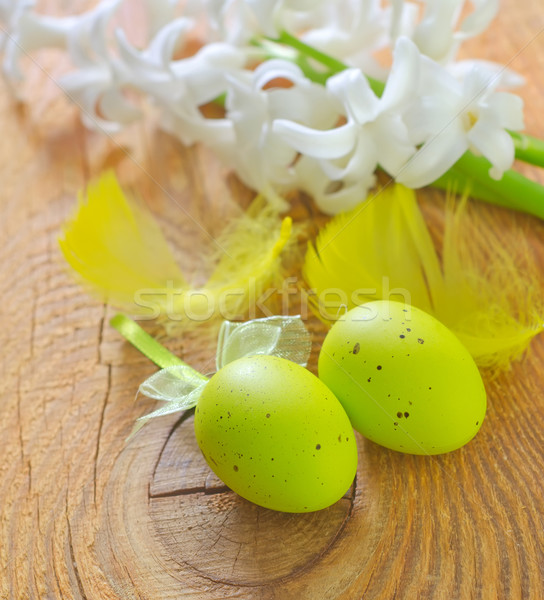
[1,2,544,599]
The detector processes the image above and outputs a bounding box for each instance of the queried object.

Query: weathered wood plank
[1,2,543,599]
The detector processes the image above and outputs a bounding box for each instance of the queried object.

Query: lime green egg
[318,301,487,455]
[194,355,357,512]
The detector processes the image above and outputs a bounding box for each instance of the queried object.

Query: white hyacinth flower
[58,0,143,134]
[246,0,329,38]
[391,0,500,65]
[223,59,339,209]
[272,37,420,213]
[298,0,393,81]
[397,56,524,187]
[0,0,531,216]
[1,0,76,82]
[114,16,247,149]
[2,0,137,130]
[156,42,247,153]
[143,0,179,36]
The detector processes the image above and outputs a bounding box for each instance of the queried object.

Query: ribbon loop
[129,366,208,440]
[216,315,312,370]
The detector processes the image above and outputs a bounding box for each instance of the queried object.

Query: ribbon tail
[127,373,207,442]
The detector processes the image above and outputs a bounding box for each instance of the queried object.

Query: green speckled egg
[194,355,357,512]
[318,301,486,455]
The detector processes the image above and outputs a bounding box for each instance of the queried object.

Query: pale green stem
[271,31,385,96]
[432,153,544,220]
[510,131,544,168]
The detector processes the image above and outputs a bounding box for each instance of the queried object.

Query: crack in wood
[121,563,141,600]
[149,485,231,500]
[27,460,33,497]
[29,292,37,360]
[16,373,25,467]
[93,364,111,506]
[65,494,88,600]
[51,525,64,600]
[36,499,41,537]
[151,408,196,482]
[96,303,106,366]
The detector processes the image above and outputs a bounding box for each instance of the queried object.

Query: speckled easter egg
[194,355,357,512]
[318,301,486,455]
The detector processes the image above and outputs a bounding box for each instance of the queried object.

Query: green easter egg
[194,355,357,512]
[318,301,486,455]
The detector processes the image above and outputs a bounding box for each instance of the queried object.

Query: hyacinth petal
[143,0,178,36]
[89,0,120,62]
[273,119,357,159]
[327,68,379,124]
[462,66,499,101]
[182,70,233,106]
[486,92,525,130]
[293,155,375,214]
[379,36,419,113]
[160,106,235,148]
[146,18,193,67]
[98,89,141,124]
[403,98,458,145]
[418,55,460,98]
[59,70,127,133]
[253,59,305,90]
[396,124,468,188]
[179,43,247,70]
[115,28,146,69]
[468,119,515,179]
[66,0,120,67]
[318,133,377,182]
[458,0,500,38]
[448,60,525,89]
[246,0,280,37]
[267,88,337,128]
[313,179,376,215]
[373,118,416,174]
[412,0,457,61]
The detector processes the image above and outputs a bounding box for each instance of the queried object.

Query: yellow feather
[303,184,544,373]
[59,171,186,308]
[164,196,295,334]
[60,172,294,330]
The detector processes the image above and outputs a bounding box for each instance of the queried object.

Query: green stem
[510,131,544,168]
[110,314,207,379]
[432,152,544,219]
[272,31,386,96]
[273,31,348,74]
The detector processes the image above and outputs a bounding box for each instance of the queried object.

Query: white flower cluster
[0,0,525,213]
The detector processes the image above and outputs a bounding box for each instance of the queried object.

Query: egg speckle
[318,301,487,455]
[194,355,357,512]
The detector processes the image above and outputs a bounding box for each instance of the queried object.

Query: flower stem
[432,152,544,219]
[510,131,544,168]
[273,31,347,73]
[272,31,385,96]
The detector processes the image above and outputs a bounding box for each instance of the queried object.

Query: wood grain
[1,2,544,599]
